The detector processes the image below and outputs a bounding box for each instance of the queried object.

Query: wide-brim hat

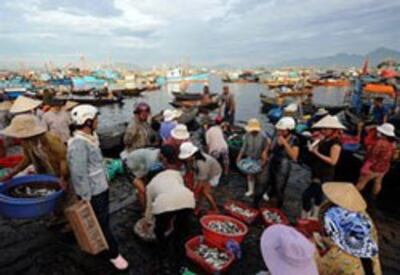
[179,142,199,159]
[9,96,42,114]
[377,123,396,137]
[315,108,328,116]
[312,115,346,129]
[1,114,46,138]
[322,182,367,212]
[63,101,79,111]
[163,109,182,122]
[261,224,318,275]
[171,124,190,140]
[324,206,378,258]
[245,118,262,132]
[0,101,13,111]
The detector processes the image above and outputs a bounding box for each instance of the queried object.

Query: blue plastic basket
[0,175,64,219]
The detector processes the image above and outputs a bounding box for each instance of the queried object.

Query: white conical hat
[9,96,42,114]
[312,115,346,129]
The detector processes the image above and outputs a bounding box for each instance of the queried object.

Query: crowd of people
[0,83,398,274]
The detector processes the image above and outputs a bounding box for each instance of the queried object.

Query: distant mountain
[272,47,400,68]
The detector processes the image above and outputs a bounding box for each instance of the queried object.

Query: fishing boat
[144,84,161,92]
[166,68,209,83]
[363,83,396,97]
[169,100,220,112]
[313,79,351,87]
[55,95,123,106]
[172,92,218,102]
[3,87,28,99]
[260,90,311,111]
[263,80,296,89]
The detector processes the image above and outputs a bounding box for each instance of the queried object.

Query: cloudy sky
[1,0,399,67]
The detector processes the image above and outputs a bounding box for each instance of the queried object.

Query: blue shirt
[160,121,177,141]
[371,105,388,125]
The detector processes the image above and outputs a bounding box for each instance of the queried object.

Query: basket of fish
[260,208,289,227]
[186,235,235,274]
[223,200,259,224]
[236,158,262,175]
[0,175,64,219]
[200,214,248,250]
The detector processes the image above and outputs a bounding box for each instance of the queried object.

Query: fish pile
[208,220,241,235]
[134,217,156,241]
[262,210,283,224]
[237,158,262,174]
[9,183,59,198]
[227,203,256,218]
[195,244,230,270]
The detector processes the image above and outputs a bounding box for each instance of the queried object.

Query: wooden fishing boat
[363,83,396,97]
[260,90,311,111]
[144,84,161,92]
[169,100,220,112]
[312,79,350,87]
[55,95,123,106]
[3,88,27,99]
[263,80,296,89]
[112,87,145,97]
[172,92,218,101]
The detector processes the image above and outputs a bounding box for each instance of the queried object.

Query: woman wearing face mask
[356,123,396,198]
[302,115,344,218]
[266,117,299,208]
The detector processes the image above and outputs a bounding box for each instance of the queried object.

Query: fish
[12,186,57,198]
[237,158,262,174]
[262,210,283,224]
[227,203,256,218]
[195,244,230,270]
[208,220,242,235]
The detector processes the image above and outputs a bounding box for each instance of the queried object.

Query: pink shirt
[206,126,228,153]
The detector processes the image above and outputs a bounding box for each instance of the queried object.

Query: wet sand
[0,170,399,275]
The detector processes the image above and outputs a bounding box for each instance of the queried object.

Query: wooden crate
[65,201,109,255]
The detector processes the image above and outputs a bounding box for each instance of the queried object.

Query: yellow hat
[322,182,367,212]
[245,118,262,132]
[0,101,13,111]
[1,114,47,139]
[9,96,42,114]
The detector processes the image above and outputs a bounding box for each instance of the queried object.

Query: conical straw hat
[1,114,47,138]
[0,101,13,111]
[312,115,346,129]
[9,96,42,114]
[322,182,366,212]
[63,100,79,111]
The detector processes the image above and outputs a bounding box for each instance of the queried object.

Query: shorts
[209,172,222,187]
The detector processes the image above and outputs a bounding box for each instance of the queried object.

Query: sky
[0,0,399,68]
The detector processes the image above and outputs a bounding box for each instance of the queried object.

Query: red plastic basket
[200,214,248,250]
[223,200,259,224]
[185,235,235,274]
[260,208,289,227]
[295,219,323,239]
[0,155,23,168]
